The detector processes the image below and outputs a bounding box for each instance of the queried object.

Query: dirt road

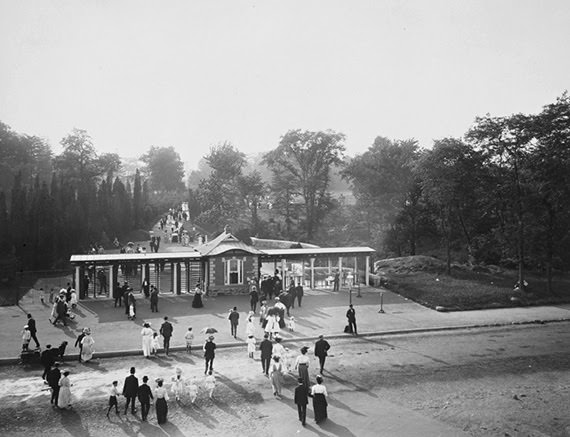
[1,323,569,436]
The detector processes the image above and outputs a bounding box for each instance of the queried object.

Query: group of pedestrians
[140,316,174,358]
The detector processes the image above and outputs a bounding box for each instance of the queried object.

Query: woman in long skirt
[141,323,153,358]
[192,287,203,308]
[311,375,328,424]
[155,379,169,424]
[80,330,95,362]
[57,371,73,409]
[269,356,283,398]
[294,346,311,389]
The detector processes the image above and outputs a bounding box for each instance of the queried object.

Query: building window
[225,258,243,285]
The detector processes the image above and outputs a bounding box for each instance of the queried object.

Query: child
[187,377,198,404]
[171,367,185,401]
[22,325,31,351]
[288,316,296,332]
[151,332,160,356]
[106,381,120,417]
[246,335,256,359]
[204,370,216,399]
[184,327,194,353]
[70,289,78,309]
[39,288,45,305]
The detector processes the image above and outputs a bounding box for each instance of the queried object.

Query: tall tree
[237,171,266,233]
[263,129,345,240]
[141,146,185,192]
[342,137,421,255]
[55,128,99,186]
[467,113,535,291]
[416,138,487,272]
[133,169,143,228]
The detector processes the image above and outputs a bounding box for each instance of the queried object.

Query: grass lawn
[386,268,570,311]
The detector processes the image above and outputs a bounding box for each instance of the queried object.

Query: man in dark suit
[228,307,239,338]
[296,283,304,307]
[137,375,153,421]
[203,336,216,374]
[122,367,139,414]
[27,314,40,349]
[160,316,173,355]
[314,335,331,374]
[46,363,61,405]
[40,344,55,381]
[294,377,309,426]
[346,304,357,335]
[259,334,273,376]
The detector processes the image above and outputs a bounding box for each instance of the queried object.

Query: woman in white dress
[80,330,95,362]
[141,323,153,358]
[264,314,279,340]
[57,371,73,409]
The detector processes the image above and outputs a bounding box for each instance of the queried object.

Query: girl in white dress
[171,367,185,401]
[246,335,256,358]
[204,370,216,398]
[187,377,198,404]
[151,332,160,356]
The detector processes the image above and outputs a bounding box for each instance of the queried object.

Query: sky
[1,0,569,169]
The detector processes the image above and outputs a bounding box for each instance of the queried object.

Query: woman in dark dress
[311,375,328,424]
[155,379,169,424]
[192,284,204,308]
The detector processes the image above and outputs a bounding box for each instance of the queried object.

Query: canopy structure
[70,232,374,299]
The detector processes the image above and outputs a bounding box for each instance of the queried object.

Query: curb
[3,318,569,366]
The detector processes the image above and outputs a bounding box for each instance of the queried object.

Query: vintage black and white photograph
[1,1,570,436]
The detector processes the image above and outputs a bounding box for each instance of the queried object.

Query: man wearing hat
[259,333,273,376]
[314,335,331,374]
[203,336,216,374]
[47,362,61,405]
[294,377,309,426]
[123,367,139,414]
[137,375,153,421]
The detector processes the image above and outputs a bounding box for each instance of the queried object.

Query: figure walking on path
[294,377,309,426]
[160,317,173,355]
[269,356,284,398]
[141,323,153,358]
[249,286,259,313]
[184,327,194,353]
[137,376,153,421]
[123,367,139,415]
[155,378,169,424]
[171,368,185,401]
[296,283,304,307]
[314,335,331,374]
[204,370,216,398]
[295,346,311,389]
[75,328,87,362]
[41,345,55,381]
[57,370,73,410]
[228,307,240,339]
[27,314,40,349]
[203,336,216,374]
[106,381,120,417]
[346,304,357,335]
[259,334,273,376]
[150,286,159,312]
[80,329,95,362]
[311,375,329,424]
[47,363,61,406]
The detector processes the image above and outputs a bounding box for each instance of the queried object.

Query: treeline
[0,125,187,273]
[187,94,570,290]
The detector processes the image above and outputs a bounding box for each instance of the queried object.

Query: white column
[310,258,315,289]
[109,266,114,294]
[173,263,178,294]
[281,258,286,290]
[328,259,332,275]
[338,257,343,285]
[354,256,358,284]
[75,266,81,294]
[365,256,370,287]
[301,260,305,287]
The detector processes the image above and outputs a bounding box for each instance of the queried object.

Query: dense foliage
[0,127,186,273]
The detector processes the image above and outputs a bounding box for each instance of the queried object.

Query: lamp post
[347,272,354,305]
